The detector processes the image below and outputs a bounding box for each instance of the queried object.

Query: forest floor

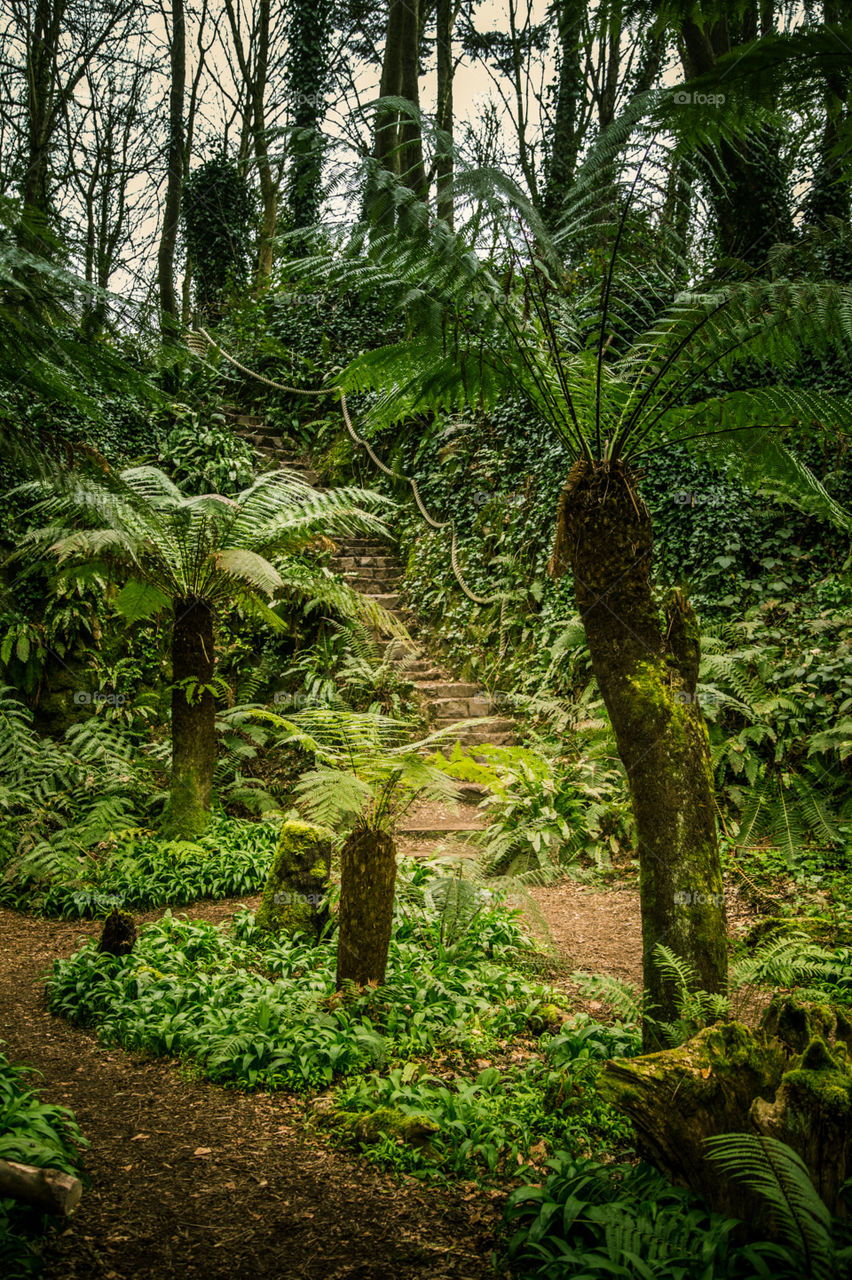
[0,873,757,1280]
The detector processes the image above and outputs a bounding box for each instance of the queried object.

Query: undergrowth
[0,1046,87,1279]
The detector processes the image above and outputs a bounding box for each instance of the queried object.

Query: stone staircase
[232,412,516,844]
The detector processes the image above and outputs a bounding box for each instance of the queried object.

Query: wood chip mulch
[0,904,502,1280]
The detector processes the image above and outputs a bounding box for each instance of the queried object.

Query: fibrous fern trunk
[336,827,397,987]
[165,597,216,838]
[550,459,727,1046]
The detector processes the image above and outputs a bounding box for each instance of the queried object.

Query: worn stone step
[429,696,496,718]
[415,681,482,699]
[366,592,401,609]
[344,577,403,593]
[433,715,515,732]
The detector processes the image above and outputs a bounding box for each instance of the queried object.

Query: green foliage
[0,687,157,896]
[433,743,632,880]
[182,158,255,312]
[47,862,555,1094]
[157,406,258,495]
[0,1044,87,1279]
[329,1013,636,1182]
[501,1150,822,1279]
[31,817,279,918]
[705,1134,840,1280]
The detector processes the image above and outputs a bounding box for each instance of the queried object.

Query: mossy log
[598,999,852,1219]
[256,820,332,942]
[313,1102,438,1149]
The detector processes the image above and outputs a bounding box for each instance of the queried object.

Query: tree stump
[598,998,852,1219]
[256,819,332,942]
[97,909,136,957]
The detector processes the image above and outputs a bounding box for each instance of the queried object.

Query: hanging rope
[188,327,506,607]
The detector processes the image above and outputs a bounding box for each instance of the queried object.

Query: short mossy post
[550,459,727,1046]
[256,820,333,942]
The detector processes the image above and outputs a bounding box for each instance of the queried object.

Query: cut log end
[0,1158,83,1216]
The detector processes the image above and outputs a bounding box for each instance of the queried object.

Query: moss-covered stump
[752,1036,852,1212]
[599,1021,785,1217]
[599,999,852,1220]
[255,820,332,942]
[97,909,137,957]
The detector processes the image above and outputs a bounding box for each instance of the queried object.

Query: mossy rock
[256,819,333,942]
[97,909,137,957]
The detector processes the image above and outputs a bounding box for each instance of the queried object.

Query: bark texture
[336,827,397,987]
[550,459,727,1043]
[166,597,215,838]
[157,0,186,334]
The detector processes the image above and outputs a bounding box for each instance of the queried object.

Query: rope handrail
[188,327,506,608]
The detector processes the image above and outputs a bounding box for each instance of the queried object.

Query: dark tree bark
[157,0,186,336]
[543,0,583,226]
[435,0,454,225]
[284,0,333,238]
[166,596,216,837]
[369,0,427,227]
[336,827,397,986]
[679,9,792,266]
[550,460,727,1045]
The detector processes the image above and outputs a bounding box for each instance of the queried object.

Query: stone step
[415,681,482,699]
[432,715,515,732]
[344,577,403,593]
[429,696,496,718]
[366,592,401,609]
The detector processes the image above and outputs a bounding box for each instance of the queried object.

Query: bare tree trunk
[435,0,454,225]
[550,460,727,1047]
[158,0,186,336]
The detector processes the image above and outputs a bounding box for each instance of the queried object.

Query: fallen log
[0,1159,83,1215]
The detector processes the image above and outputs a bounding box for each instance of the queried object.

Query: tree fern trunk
[166,597,215,838]
[336,827,397,986]
[551,459,727,1046]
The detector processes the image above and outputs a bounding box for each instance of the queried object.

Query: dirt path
[0,905,499,1280]
[1,875,755,1278]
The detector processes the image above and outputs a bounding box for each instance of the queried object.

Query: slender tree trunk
[550,460,727,1047]
[253,0,276,283]
[435,0,453,225]
[158,0,186,337]
[336,827,397,986]
[166,597,216,838]
[543,0,583,226]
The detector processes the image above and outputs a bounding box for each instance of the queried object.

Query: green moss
[256,819,333,941]
[335,1106,439,1148]
[162,770,210,839]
